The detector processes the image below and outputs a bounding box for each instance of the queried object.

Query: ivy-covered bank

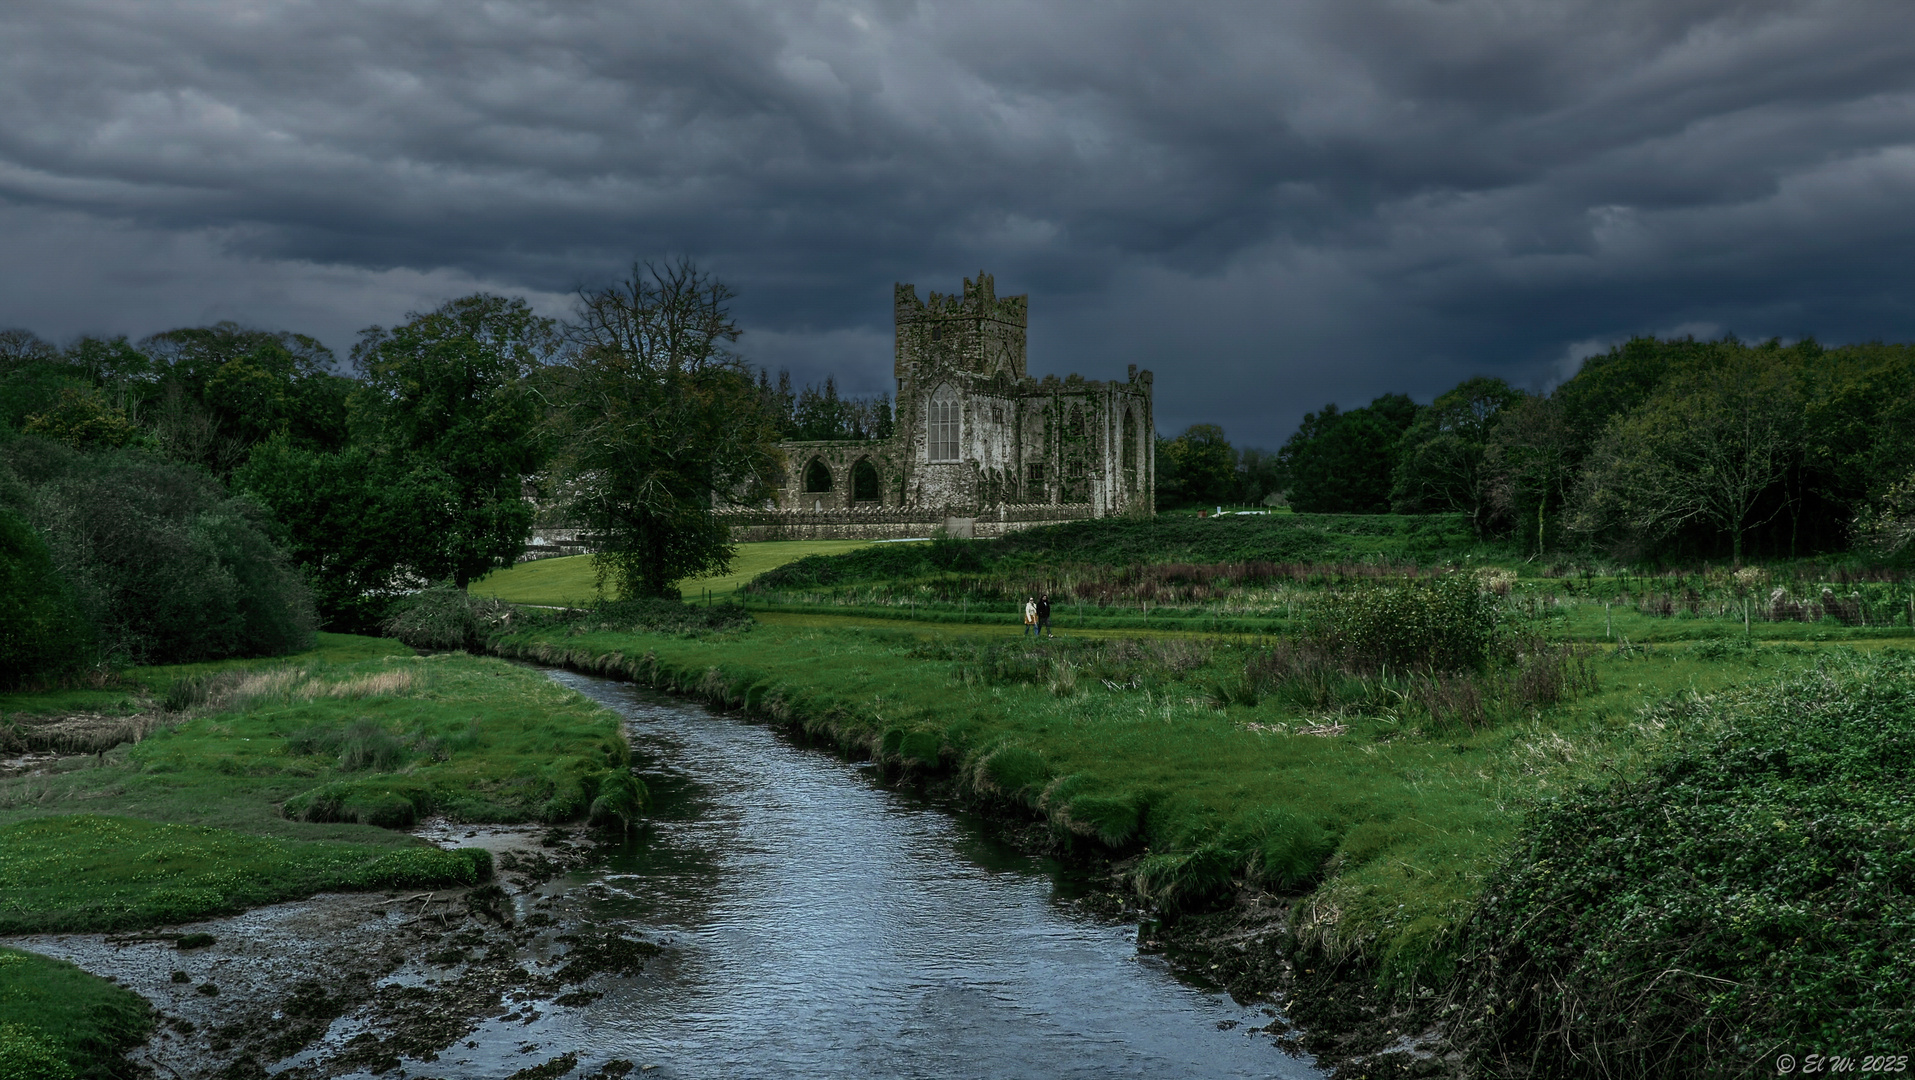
[491,618,1915,1078]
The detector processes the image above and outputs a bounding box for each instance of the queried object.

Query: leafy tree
[135,322,351,473]
[547,258,783,598]
[1279,394,1418,513]
[759,368,894,441]
[1157,423,1237,508]
[22,388,139,450]
[1236,446,1285,506]
[1573,354,1803,562]
[351,294,556,589]
[0,329,86,431]
[234,439,409,633]
[0,504,92,686]
[1486,393,1576,556]
[1391,376,1523,535]
[1853,469,1915,561]
[3,434,314,663]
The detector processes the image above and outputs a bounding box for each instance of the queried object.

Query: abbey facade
[723,273,1155,541]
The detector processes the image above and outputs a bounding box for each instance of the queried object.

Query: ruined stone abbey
[722,273,1156,541]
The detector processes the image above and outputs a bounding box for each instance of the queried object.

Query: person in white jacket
[1024,596,1038,637]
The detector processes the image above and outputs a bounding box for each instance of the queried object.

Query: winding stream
[535,669,1321,1079]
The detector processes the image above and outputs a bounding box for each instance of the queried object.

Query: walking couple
[1024,594,1052,637]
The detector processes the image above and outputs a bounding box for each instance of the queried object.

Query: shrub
[1305,571,1499,673]
[382,584,514,651]
[1454,654,1915,1077]
[1,435,315,664]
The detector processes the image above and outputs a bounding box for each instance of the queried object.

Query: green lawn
[471,539,885,606]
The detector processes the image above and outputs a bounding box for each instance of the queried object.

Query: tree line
[1156,336,1915,563]
[0,259,815,684]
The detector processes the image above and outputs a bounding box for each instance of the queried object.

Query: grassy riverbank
[491,621,1865,978]
[0,635,633,1077]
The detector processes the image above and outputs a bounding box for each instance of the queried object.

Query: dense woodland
[1159,336,1915,564]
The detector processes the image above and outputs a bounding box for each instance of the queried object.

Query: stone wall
[719,503,1092,543]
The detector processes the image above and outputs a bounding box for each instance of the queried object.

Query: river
[531,669,1322,1079]
[14,669,1323,1078]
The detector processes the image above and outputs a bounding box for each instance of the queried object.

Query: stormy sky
[3,2,1913,446]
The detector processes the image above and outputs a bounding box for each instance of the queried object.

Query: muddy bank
[937,790,1459,1080]
[16,824,655,1079]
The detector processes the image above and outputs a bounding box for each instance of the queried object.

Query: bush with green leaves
[1454,652,1915,1077]
[0,434,315,665]
[1304,571,1499,673]
[382,584,516,651]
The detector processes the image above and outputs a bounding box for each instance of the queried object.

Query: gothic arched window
[803,458,833,493]
[852,458,881,501]
[927,386,961,462]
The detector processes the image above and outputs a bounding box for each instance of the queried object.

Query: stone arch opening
[852,458,881,502]
[803,458,834,494]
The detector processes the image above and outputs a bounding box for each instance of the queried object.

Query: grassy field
[0,635,635,1076]
[471,539,881,606]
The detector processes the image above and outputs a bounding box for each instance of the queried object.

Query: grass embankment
[490,619,1850,982]
[472,538,878,606]
[0,634,634,1077]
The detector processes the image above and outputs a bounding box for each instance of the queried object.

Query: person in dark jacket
[1036,594,1052,637]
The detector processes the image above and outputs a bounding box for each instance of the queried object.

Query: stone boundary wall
[718,503,1092,542]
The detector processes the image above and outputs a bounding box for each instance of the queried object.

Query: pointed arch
[803,457,833,493]
[926,383,961,462]
[852,457,881,502]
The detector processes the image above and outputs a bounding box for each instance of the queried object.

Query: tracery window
[927,386,961,462]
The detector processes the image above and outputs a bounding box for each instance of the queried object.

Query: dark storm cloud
[3,1,1913,443]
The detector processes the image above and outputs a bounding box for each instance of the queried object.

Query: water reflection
[524,671,1321,1080]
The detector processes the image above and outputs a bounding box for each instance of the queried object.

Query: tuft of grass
[0,947,151,1080]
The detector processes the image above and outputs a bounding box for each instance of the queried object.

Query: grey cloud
[2,1,1913,445]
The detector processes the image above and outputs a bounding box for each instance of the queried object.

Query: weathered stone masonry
[723,273,1156,541]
